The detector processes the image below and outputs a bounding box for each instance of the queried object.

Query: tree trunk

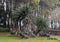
[14,21,18,35]
[19,20,21,31]
[17,21,21,36]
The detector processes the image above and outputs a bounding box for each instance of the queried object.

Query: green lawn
[0,33,60,42]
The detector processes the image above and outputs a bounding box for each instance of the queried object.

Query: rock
[30,32,36,37]
[20,32,29,39]
[10,32,15,34]
[38,31,50,37]
[10,30,16,35]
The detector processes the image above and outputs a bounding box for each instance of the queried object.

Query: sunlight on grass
[50,35,60,40]
[0,33,60,42]
[0,39,59,42]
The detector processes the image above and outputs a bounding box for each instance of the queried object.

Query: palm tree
[36,17,48,35]
[12,5,30,36]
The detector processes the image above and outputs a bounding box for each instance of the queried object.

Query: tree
[36,17,48,34]
[12,5,30,36]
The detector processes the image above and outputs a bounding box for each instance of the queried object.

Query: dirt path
[0,32,9,34]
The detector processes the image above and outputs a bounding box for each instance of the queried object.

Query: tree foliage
[41,0,60,8]
[12,5,30,21]
[36,17,48,31]
[32,0,40,6]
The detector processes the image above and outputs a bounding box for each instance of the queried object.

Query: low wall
[48,29,60,35]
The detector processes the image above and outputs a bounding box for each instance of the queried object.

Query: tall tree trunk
[14,21,18,35]
[17,21,21,36]
[20,20,21,31]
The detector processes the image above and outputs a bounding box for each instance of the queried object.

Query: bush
[36,17,48,31]
[0,27,9,32]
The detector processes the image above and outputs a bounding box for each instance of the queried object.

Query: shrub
[36,17,48,32]
[0,27,9,32]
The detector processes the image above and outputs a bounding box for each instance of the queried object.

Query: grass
[0,33,60,42]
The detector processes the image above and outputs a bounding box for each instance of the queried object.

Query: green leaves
[41,0,60,8]
[12,6,30,21]
[36,17,48,31]
[32,0,40,6]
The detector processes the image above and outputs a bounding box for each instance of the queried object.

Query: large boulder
[20,32,29,39]
[38,31,50,37]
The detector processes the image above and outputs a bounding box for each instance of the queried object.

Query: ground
[0,32,60,42]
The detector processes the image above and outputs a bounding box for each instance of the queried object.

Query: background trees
[1,0,60,38]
